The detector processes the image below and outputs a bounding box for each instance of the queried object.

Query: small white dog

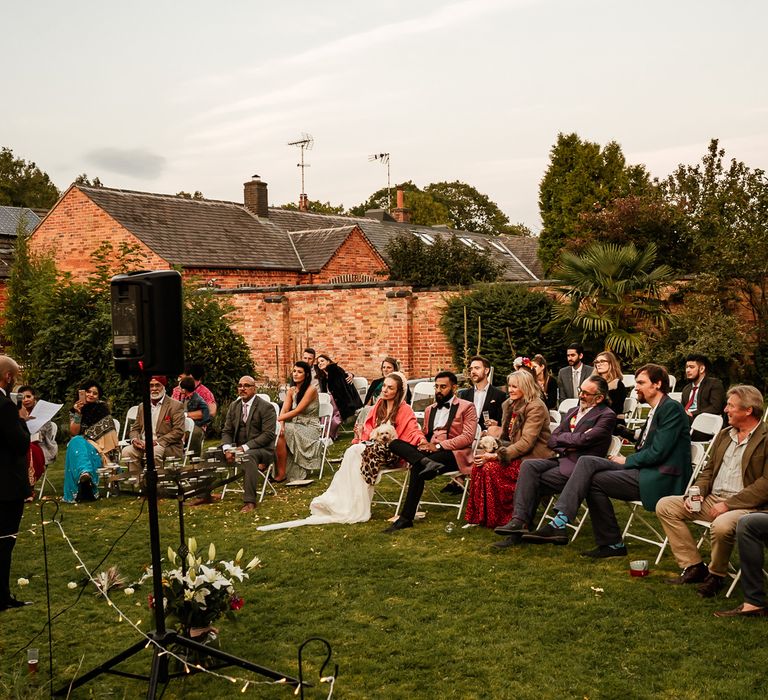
[477,435,499,454]
[369,423,397,446]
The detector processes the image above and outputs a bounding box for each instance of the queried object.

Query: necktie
[685,385,698,411]
[573,369,580,396]
[242,401,249,423]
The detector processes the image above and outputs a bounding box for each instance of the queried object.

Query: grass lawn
[2,436,767,699]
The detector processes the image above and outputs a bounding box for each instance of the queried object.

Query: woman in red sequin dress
[465,370,553,528]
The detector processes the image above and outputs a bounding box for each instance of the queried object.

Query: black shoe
[76,474,96,502]
[491,536,520,549]
[0,597,32,612]
[417,458,443,479]
[697,573,726,598]
[521,524,569,545]
[494,518,528,537]
[440,481,464,495]
[383,517,413,534]
[665,562,709,585]
[581,544,628,558]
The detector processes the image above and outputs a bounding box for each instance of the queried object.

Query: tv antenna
[368,152,391,210]
[288,133,314,196]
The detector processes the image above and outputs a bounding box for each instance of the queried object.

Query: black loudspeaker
[110,270,184,376]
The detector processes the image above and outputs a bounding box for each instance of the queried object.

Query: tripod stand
[54,373,301,697]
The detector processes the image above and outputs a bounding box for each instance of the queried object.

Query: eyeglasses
[578,390,601,397]
[237,383,255,388]
[594,359,608,365]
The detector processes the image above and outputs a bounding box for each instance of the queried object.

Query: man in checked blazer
[493,375,617,546]
[385,371,478,533]
[221,375,276,514]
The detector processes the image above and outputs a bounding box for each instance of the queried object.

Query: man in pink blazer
[384,371,478,533]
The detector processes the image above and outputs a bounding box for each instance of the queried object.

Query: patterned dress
[284,394,322,481]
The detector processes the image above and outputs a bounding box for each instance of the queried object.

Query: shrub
[440,284,566,380]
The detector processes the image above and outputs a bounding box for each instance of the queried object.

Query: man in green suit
[523,364,691,557]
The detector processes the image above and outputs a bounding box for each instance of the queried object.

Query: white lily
[167,547,177,564]
[188,537,197,554]
[220,561,247,581]
[198,564,232,590]
[208,543,216,562]
[245,556,261,571]
[235,548,244,563]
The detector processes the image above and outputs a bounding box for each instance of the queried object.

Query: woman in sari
[466,370,553,529]
[63,380,118,503]
[258,372,422,530]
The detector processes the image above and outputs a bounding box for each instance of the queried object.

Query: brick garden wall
[223,283,462,383]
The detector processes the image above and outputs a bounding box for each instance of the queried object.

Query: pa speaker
[110,270,184,376]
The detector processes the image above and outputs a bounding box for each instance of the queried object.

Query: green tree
[349,180,452,226]
[0,146,60,208]
[74,173,104,187]
[385,231,503,287]
[573,194,690,270]
[441,284,564,379]
[425,181,513,235]
[176,190,205,199]
[538,133,651,274]
[3,214,57,360]
[548,241,674,358]
[278,199,345,214]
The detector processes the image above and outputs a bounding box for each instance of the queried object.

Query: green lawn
[2,438,766,699]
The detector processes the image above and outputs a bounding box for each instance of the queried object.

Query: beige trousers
[656,494,754,576]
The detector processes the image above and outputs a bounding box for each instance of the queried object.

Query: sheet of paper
[26,399,63,434]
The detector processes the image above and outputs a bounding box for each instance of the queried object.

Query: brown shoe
[697,573,726,598]
[665,562,708,585]
[240,503,257,514]
[714,603,768,618]
[187,496,213,507]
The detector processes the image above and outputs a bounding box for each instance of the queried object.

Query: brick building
[25,177,543,380]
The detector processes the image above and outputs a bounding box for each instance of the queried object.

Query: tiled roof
[74,186,542,281]
[0,205,40,237]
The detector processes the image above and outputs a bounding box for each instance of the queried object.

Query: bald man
[0,356,32,611]
[220,376,276,513]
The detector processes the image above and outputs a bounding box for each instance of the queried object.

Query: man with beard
[458,355,506,432]
[384,371,478,533]
[121,376,186,473]
[0,355,32,612]
[681,354,725,439]
[557,344,594,404]
[493,375,617,548]
[524,364,691,557]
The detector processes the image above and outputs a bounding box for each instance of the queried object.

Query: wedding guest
[593,351,627,417]
[363,357,412,406]
[531,354,558,410]
[274,362,322,482]
[316,354,362,437]
[18,385,58,487]
[466,370,553,529]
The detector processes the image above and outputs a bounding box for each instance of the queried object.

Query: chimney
[392,188,411,224]
[299,193,309,212]
[244,175,269,217]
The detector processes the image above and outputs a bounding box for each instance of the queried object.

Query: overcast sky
[4,0,767,230]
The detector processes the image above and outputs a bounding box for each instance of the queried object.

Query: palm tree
[548,242,674,357]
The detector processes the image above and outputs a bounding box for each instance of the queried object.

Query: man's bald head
[0,355,20,391]
[237,375,257,401]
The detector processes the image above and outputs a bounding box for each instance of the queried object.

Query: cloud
[86,147,166,179]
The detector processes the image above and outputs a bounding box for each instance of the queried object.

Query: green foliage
[549,241,674,358]
[349,180,451,226]
[538,133,652,274]
[574,194,691,270]
[278,199,346,214]
[3,216,57,359]
[661,139,768,348]
[0,146,60,208]
[6,242,255,424]
[639,275,751,386]
[424,180,513,234]
[441,284,564,378]
[385,231,503,287]
[175,190,204,199]
[74,173,104,187]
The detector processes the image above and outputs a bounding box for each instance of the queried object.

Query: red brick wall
[183,268,306,288]
[29,188,168,278]
[224,284,459,383]
[312,228,387,284]
[0,280,8,340]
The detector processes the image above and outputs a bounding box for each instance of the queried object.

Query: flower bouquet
[136,538,260,644]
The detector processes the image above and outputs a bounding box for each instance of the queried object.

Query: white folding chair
[558,398,578,416]
[36,423,58,500]
[622,443,706,562]
[668,375,677,391]
[668,392,682,403]
[373,466,410,514]
[690,412,723,464]
[537,436,624,541]
[410,381,434,423]
[352,376,369,403]
[119,405,139,446]
[622,374,636,390]
[549,409,561,424]
[256,393,271,403]
[113,418,120,436]
[318,392,332,406]
[415,425,481,521]
[318,400,335,478]
[181,416,196,466]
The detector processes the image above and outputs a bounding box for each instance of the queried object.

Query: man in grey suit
[557,344,594,404]
[221,375,276,514]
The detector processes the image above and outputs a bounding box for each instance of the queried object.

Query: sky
[4,0,768,231]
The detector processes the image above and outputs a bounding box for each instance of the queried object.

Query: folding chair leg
[725,569,741,598]
[259,463,277,502]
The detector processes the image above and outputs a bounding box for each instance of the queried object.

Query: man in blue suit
[524,364,691,557]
